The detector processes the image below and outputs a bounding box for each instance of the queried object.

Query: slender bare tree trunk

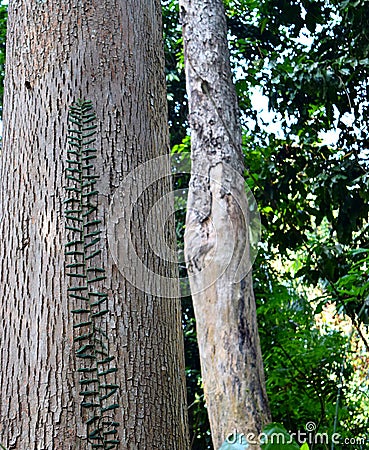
[180,0,271,447]
[0,1,188,449]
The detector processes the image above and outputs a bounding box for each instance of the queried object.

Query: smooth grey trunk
[0,1,188,449]
[180,0,271,448]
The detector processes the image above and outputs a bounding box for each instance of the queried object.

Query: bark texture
[180,0,271,447]
[0,1,188,449]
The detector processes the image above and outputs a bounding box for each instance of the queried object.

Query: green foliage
[255,257,350,436]
[332,248,369,322]
[162,0,187,145]
[65,100,119,449]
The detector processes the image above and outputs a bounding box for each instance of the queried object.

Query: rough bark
[180,0,271,448]
[0,1,188,449]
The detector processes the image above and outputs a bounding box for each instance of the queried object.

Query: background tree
[180,0,271,447]
[0,0,188,448]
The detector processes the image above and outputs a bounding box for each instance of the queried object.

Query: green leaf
[300,443,310,450]
[260,17,269,33]
[219,434,249,449]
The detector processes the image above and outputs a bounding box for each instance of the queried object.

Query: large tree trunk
[0,1,188,449]
[180,0,271,447]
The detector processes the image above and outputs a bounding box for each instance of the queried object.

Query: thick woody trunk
[0,1,188,449]
[180,0,271,447]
